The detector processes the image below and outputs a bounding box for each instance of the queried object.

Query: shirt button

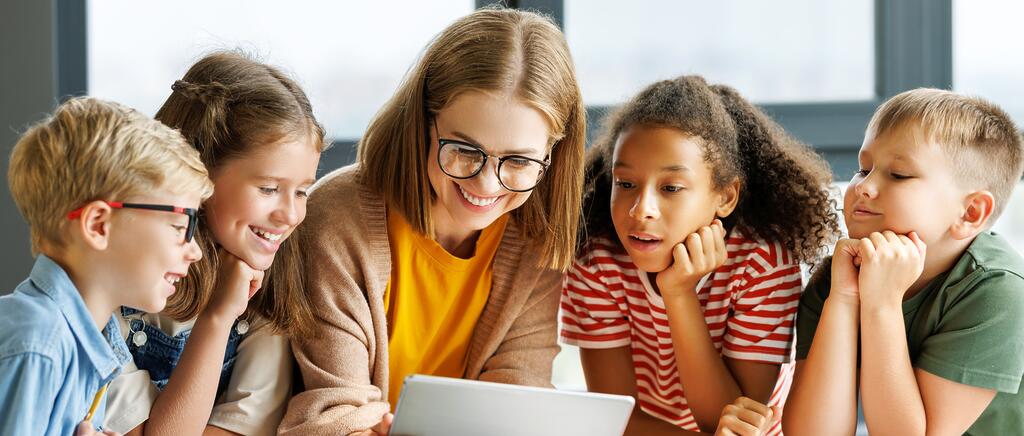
[235,319,250,335]
[132,330,148,347]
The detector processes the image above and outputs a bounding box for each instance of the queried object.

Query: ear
[73,200,114,250]
[950,190,995,240]
[715,177,741,218]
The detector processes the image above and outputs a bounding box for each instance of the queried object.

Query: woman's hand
[347,413,393,436]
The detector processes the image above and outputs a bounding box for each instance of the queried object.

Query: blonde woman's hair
[8,96,213,255]
[867,88,1024,221]
[359,7,586,271]
[156,50,327,337]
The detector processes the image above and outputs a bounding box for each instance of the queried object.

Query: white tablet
[390,375,635,436]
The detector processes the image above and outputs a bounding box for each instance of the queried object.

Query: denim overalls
[120,307,248,396]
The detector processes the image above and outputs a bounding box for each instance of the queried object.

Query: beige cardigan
[279,165,563,435]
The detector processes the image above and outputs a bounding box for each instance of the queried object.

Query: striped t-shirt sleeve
[560,257,631,349]
[722,242,803,364]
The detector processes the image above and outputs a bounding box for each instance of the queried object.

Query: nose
[473,158,504,194]
[629,188,660,221]
[272,195,302,227]
[185,238,203,262]
[854,172,879,199]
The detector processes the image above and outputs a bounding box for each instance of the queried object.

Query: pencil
[83,383,109,422]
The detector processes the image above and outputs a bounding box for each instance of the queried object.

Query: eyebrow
[661,165,691,173]
[450,130,544,156]
[613,162,691,173]
[255,176,316,186]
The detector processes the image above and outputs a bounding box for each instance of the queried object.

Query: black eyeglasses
[433,119,550,193]
[68,201,198,243]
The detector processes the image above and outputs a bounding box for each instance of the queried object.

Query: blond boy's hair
[867,88,1024,220]
[8,96,214,254]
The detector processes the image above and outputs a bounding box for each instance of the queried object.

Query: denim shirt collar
[29,255,132,382]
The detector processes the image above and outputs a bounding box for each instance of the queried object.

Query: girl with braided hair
[104,51,327,436]
[561,75,840,436]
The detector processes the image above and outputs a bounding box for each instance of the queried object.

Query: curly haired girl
[561,75,840,436]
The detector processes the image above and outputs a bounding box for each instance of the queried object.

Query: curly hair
[582,75,840,264]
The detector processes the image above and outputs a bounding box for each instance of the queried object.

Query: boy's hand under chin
[656,219,727,298]
[855,231,927,308]
[831,238,865,299]
[831,231,927,307]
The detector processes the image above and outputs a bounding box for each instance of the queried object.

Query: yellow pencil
[83,383,109,422]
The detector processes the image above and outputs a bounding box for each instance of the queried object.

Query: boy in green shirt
[783,88,1024,436]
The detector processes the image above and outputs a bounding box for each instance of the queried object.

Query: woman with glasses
[279,7,586,435]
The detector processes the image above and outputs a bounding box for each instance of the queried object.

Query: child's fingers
[734,396,771,417]
[719,411,760,436]
[75,421,94,436]
[700,226,716,262]
[858,236,878,260]
[882,230,901,245]
[248,269,266,299]
[896,234,921,258]
[737,407,771,429]
[868,232,888,251]
[685,233,704,267]
[909,231,927,255]
[716,240,728,267]
[672,242,693,273]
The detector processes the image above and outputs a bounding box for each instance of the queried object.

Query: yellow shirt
[384,211,509,408]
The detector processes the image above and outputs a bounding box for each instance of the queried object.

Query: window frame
[59,0,953,177]
[485,0,953,178]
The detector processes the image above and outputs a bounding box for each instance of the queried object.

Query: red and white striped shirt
[561,229,801,435]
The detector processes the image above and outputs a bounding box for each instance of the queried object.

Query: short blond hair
[867,88,1024,220]
[8,97,214,253]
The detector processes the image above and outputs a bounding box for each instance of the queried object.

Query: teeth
[165,276,179,284]
[251,226,283,242]
[633,236,657,242]
[459,186,499,207]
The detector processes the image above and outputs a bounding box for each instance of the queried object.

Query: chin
[147,301,168,313]
[242,253,275,271]
[628,251,671,273]
[453,211,499,232]
[136,296,167,314]
[845,222,889,240]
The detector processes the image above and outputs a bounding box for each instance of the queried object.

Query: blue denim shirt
[0,255,132,436]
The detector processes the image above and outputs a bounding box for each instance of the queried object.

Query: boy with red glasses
[0,97,213,435]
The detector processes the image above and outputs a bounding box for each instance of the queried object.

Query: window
[565,0,875,105]
[87,0,475,140]
[953,0,1024,126]
[954,0,1024,255]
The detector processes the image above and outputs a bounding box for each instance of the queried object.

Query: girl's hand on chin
[656,219,727,298]
[206,248,265,322]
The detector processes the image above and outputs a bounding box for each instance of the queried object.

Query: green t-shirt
[796,231,1024,436]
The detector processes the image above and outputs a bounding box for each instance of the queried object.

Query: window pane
[953,0,1024,126]
[565,0,875,106]
[87,1,474,139]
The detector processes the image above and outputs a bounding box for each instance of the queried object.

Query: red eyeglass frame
[67,201,198,243]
